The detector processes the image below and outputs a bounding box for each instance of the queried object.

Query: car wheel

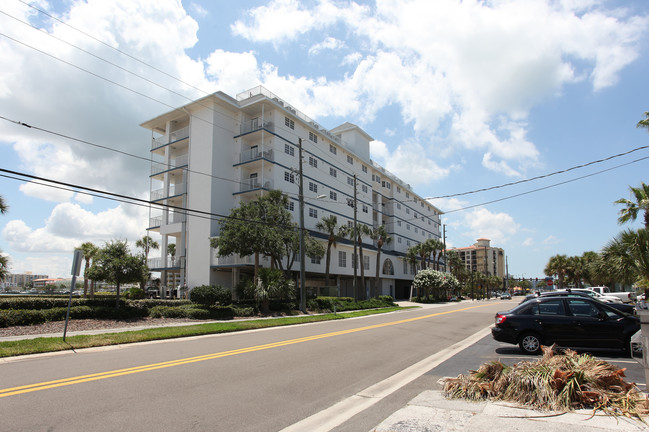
[519,333,542,355]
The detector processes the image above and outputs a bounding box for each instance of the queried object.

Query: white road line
[279,325,493,432]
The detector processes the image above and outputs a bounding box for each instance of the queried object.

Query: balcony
[240,118,274,135]
[149,216,162,228]
[211,252,270,267]
[151,126,189,149]
[239,178,273,193]
[151,154,189,176]
[239,148,274,164]
[151,183,187,201]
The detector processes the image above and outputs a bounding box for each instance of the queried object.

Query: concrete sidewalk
[372,390,649,431]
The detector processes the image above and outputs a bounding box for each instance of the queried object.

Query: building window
[414,227,418,233]
[309,208,317,218]
[407,240,411,246]
[397,203,401,210]
[397,220,402,227]
[347,221,353,228]
[407,224,411,230]
[330,191,337,201]
[362,205,368,213]
[285,201,294,211]
[403,260,408,274]
[386,182,391,189]
[406,208,410,214]
[397,186,401,193]
[414,213,418,219]
[398,237,402,244]
[329,167,337,177]
[347,155,353,164]
[284,144,294,156]
[347,176,354,186]
[421,202,424,208]
[284,171,295,183]
[329,144,336,155]
[309,182,317,193]
[309,156,317,168]
[362,165,368,173]
[311,256,321,265]
[375,176,381,184]
[339,251,346,268]
[309,131,318,143]
[362,185,368,193]
[364,255,370,270]
[285,117,294,129]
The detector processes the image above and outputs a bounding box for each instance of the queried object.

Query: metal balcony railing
[239,178,273,193]
[150,155,189,176]
[151,126,189,149]
[239,148,274,164]
[240,118,274,135]
[150,183,187,201]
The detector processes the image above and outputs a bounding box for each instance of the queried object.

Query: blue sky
[0,0,648,280]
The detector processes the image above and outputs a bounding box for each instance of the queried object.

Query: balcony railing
[240,148,274,164]
[151,126,189,149]
[240,118,274,135]
[149,216,162,228]
[151,155,189,176]
[239,178,273,193]
[151,183,187,201]
[211,253,270,267]
[169,212,186,224]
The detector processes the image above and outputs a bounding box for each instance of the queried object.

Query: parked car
[587,286,636,304]
[500,292,512,300]
[492,296,640,355]
[520,289,635,314]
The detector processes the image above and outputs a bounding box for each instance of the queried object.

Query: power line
[426,144,649,200]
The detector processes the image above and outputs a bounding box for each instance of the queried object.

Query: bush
[190,285,232,306]
[148,305,235,320]
[123,288,145,300]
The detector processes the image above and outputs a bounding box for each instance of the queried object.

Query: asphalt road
[0,300,506,432]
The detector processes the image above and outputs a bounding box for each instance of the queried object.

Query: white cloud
[522,237,535,247]
[231,0,317,44]
[308,37,345,55]
[542,235,561,245]
[204,50,261,93]
[2,202,149,253]
[460,207,521,244]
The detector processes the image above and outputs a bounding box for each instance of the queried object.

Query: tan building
[449,238,505,279]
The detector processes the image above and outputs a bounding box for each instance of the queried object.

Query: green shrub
[123,288,145,299]
[190,285,232,306]
[231,305,255,317]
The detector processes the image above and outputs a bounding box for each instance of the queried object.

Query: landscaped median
[0,295,404,358]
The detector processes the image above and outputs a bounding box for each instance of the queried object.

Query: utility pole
[442,224,447,272]
[298,138,306,313]
[352,174,358,300]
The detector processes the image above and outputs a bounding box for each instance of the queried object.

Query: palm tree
[315,215,345,286]
[544,254,568,289]
[167,243,176,266]
[136,235,159,262]
[78,242,99,297]
[602,228,649,287]
[424,238,445,270]
[346,223,370,299]
[615,182,649,229]
[369,225,392,297]
[638,111,649,130]
[0,195,7,214]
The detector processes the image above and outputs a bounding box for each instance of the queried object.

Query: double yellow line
[0,303,494,398]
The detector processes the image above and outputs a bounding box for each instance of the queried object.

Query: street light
[298,138,306,313]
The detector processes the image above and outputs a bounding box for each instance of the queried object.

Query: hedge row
[0,306,147,327]
[307,296,396,312]
[0,297,193,311]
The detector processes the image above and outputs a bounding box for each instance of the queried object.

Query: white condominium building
[141,86,442,299]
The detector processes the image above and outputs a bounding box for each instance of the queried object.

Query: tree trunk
[115,283,121,308]
[325,242,332,286]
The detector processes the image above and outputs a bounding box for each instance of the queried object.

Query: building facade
[1,272,49,289]
[448,238,505,279]
[141,86,443,299]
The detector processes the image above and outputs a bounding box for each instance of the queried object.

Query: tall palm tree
[346,223,370,299]
[602,228,649,287]
[136,235,159,263]
[167,243,176,266]
[315,215,345,286]
[544,254,568,289]
[0,195,7,214]
[369,225,392,297]
[78,242,99,297]
[424,238,445,270]
[565,255,586,288]
[615,182,649,229]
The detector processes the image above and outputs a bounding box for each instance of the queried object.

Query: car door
[529,298,574,345]
[565,298,625,348]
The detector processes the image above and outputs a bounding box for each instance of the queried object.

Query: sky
[0,0,648,280]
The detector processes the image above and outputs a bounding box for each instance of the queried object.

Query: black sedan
[491,296,640,355]
[520,289,636,315]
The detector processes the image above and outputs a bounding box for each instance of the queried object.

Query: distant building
[3,272,49,289]
[140,86,444,299]
[448,238,505,279]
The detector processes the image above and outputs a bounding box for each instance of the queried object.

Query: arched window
[382,258,394,275]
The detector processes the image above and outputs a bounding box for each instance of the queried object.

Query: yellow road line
[0,303,495,398]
